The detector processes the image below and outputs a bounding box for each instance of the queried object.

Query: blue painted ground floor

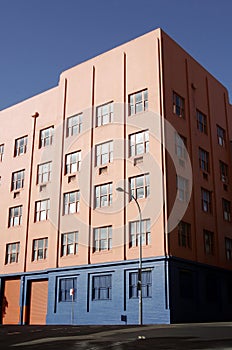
[1,257,232,325]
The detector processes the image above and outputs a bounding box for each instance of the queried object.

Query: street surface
[1,322,232,349]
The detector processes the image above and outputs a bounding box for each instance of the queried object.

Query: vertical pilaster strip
[185,59,198,261]
[123,52,127,262]
[206,77,219,264]
[88,66,95,264]
[24,112,39,272]
[158,34,169,310]
[56,78,67,268]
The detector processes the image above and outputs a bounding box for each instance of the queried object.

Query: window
[222,198,231,222]
[220,161,228,183]
[39,126,54,148]
[129,271,152,298]
[217,125,226,147]
[32,238,48,261]
[37,162,52,184]
[67,113,82,137]
[129,89,148,116]
[65,151,81,174]
[129,219,151,247]
[175,133,187,159]
[59,277,77,302]
[205,274,217,302]
[96,102,113,127]
[173,92,185,118]
[35,199,50,221]
[95,183,112,208]
[204,230,214,255]
[201,188,212,213]
[178,221,191,248]
[11,169,25,191]
[196,110,207,134]
[129,174,150,200]
[0,144,4,161]
[92,275,112,300]
[5,242,20,264]
[179,270,194,299]
[176,176,189,201]
[61,232,78,256]
[129,130,149,157]
[93,226,112,252]
[225,237,232,261]
[9,205,22,227]
[64,190,80,214]
[14,135,28,156]
[199,148,209,172]
[95,141,113,166]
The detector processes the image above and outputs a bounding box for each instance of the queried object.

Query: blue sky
[0,0,232,110]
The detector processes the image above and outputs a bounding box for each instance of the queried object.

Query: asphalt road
[1,322,232,349]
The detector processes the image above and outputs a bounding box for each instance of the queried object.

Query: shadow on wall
[2,296,8,318]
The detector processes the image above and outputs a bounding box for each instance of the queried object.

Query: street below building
[1,322,232,349]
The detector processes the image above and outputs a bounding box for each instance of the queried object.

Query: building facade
[0,28,232,325]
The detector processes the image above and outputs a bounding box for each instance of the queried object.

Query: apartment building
[0,28,232,325]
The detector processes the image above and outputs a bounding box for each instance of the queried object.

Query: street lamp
[116,186,143,325]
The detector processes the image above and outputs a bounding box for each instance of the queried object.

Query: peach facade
[0,29,232,325]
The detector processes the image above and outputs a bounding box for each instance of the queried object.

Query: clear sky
[0,0,232,110]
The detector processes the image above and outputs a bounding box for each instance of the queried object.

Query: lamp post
[116,187,143,325]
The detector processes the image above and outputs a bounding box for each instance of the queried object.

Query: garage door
[29,280,48,325]
[2,279,21,324]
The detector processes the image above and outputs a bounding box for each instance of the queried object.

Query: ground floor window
[129,270,152,298]
[59,277,77,302]
[92,275,112,300]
